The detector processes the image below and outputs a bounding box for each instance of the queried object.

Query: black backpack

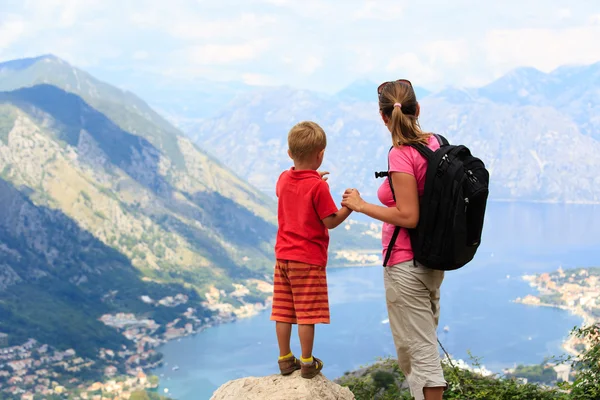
[376,134,489,271]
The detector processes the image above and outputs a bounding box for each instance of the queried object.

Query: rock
[210,371,355,400]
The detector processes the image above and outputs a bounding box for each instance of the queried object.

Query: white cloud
[132,51,149,60]
[353,0,405,21]
[242,72,272,85]
[556,8,571,20]
[485,26,600,74]
[347,45,376,74]
[130,11,160,27]
[23,0,105,29]
[261,0,291,5]
[166,13,277,40]
[386,53,438,83]
[2,0,600,93]
[299,56,322,74]
[0,17,25,49]
[423,40,469,67]
[185,40,272,65]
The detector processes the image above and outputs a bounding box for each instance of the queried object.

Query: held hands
[318,170,330,181]
[342,188,365,212]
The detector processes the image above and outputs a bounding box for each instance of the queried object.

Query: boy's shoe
[278,356,301,375]
[301,357,324,379]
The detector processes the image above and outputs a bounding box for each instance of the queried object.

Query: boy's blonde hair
[288,121,327,162]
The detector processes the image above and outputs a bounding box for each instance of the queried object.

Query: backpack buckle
[375,171,389,179]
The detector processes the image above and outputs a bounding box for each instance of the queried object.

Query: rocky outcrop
[210,371,355,400]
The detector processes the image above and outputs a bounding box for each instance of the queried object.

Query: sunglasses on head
[377,79,413,97]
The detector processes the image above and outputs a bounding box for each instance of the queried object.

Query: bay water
[152,202,600,400]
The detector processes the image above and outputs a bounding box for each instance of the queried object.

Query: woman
[341,79,447,400]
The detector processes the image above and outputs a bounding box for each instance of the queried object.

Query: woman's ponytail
[379,82,429,146]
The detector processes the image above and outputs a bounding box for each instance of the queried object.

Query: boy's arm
[322,206,352,230]
[313,178,351,229]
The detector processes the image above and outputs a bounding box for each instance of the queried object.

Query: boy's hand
[342,188,365,212]
[318,170,330,181]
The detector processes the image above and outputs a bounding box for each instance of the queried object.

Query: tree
[559,324,600,399]
[372,370,396,390]
[129,390,150,400]
[148,375,160,387]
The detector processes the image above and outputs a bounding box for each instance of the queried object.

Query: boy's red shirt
[275,168,339,267]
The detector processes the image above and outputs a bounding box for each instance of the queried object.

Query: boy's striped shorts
[270,259,330,324]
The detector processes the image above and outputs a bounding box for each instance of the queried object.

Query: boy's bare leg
[424,387,444,400]
[276,322,293,357]
[298,324,315,359]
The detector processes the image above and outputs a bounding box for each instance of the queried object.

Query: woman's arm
[342,172,420,228]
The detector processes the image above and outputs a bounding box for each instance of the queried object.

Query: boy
[270,121,352,379]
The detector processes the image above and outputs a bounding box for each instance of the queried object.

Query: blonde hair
[379,81,429,146]
[287,121,327,161]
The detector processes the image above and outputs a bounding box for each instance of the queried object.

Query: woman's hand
[342,188,365,212]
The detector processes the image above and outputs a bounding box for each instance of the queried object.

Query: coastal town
[0,337,157,400]
[515,266,600,357]
[4,263,598,398]
[0,283,273,400]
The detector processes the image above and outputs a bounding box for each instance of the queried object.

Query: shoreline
[147,266,595,399]
[513,299,588,356]
[514,268,599,358]
[487,199,600,206]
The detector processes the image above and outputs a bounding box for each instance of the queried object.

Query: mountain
[336,79,431,102]
[0,55,284,356]
[187,63,600,204]
[478,63,600,140]
[0,177,209,357]
[131,77,260,129]
[0,55,379,354]
[190,86,386,198]
[420,93,600,202]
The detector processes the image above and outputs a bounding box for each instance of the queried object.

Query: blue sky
[1,0,600,93]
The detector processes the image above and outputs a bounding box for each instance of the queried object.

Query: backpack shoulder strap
[386,146,396,202]
[383,226,400,267]
[433,133,449,146]
[409,142,434,161]
[384,145,400,267]
[410,133,449,160]
[383,145,405,267]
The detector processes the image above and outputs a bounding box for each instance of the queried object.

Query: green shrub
[340,324,600,400]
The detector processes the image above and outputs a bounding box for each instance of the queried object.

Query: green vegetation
[540,293,565,306]
[80,190,91,202]
[339,325,600,400]
[551,267,600,285]
[0,81,277,367]
[506,363,558,384]
[0,104,17,143]
[0,164,11,179]
[0,56,185,167]
[148,375,160,387]
[94,210,107,220]
[561,324,600,399]
[0,56,382,397]
[129,390,172,400]
[0,179,210,357]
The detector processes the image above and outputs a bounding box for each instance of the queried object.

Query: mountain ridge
[187,61,600,204]
[0,57,287,362]
[0,56,379,361]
